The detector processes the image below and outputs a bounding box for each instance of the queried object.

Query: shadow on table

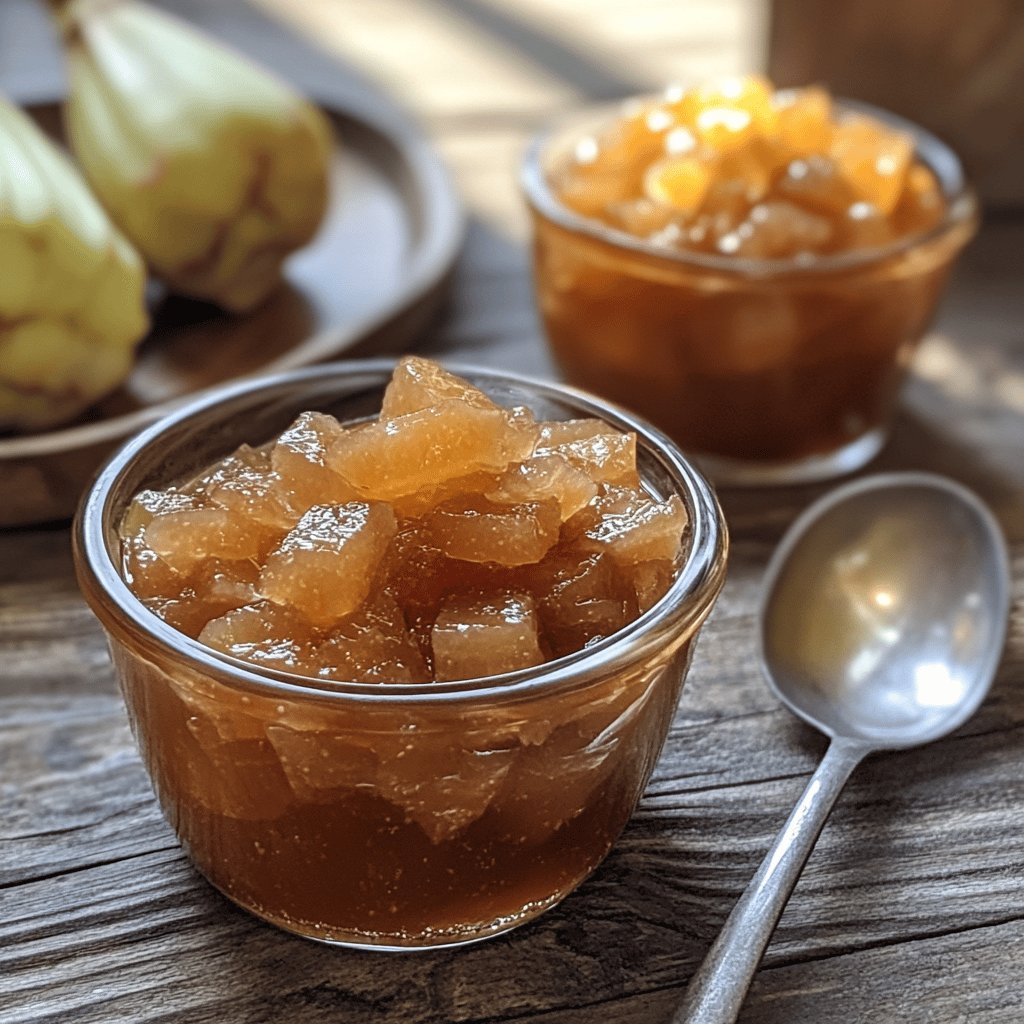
[427,0,651,101]
[715,398,1024,551]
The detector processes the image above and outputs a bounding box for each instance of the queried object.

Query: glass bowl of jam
[74,358,727,949]
[523,77,979,485]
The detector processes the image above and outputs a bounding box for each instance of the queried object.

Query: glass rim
[521,93,980,279]
[74,359,728,707]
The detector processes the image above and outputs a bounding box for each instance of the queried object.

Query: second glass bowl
[523,99,979,485]
[74,361,727,949]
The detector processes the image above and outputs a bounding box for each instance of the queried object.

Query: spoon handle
[673,737,868,1024]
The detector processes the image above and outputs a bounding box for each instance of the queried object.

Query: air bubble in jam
[115,357,692,946]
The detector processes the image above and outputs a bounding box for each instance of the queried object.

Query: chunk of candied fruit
[144,504,270,573]
[265,725,378,802]
[674,75,777,146]
[486,453,597,521]
[528,551,636,657]
[486,715,624,846]
[270,411,358,512]
[831,115,912,216]
[314,593,429,684]
[571,486,688,565]
[328,401,536,501]
[643,156,713,215]
[122,488,196,535]
[204,447,296,531]
[535,419,639,486]
[432,591,545,681]
[376,739,518,843]
[122,532,188,600]
[630,558,676,613]
[776,154,858,218]
[556,101,672,218]
[260,502,397,628]
[144,560,259,636]
[389,470,504,520]
[722,200,833,259]
[892,164,944,237]
[422,495,561,566]
[773,86,833,157]
[381,355,497,417]
[199,600,318,674]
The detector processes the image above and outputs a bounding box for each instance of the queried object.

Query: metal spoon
[675,472,1011,1024]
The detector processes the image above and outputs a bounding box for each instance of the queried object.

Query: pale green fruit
[0,94,148,432]
[58,0,334,313]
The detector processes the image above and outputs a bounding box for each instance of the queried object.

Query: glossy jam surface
[553,77,944,260]
[121,357,686,675]
[531,79,973,471]
[115,357,698,945]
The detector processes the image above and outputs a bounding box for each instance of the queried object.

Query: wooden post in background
[769,0,1024,210]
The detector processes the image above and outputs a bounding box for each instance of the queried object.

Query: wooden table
[2,2,1023,1021]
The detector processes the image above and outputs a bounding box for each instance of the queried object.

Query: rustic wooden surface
[2,1,1024,1022]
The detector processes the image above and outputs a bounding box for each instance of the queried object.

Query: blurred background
[270,0,1022,206]
[5,0,1022,223]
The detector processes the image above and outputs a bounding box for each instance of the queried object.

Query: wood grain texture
[769,0,1024,208]
[2,1,1024,1022]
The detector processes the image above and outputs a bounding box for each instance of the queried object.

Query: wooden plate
[0,99,464,528]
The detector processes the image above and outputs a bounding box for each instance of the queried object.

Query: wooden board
[0,98,462,528]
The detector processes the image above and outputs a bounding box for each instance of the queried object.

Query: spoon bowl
[761,472,1011,749]
[676,472,1011,1024]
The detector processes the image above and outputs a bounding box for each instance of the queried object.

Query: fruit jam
[552,77,944,259]
[112,358,709,946]
[526,77,976,477]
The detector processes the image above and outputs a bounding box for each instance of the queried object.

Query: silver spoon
[675,471,1011,1024]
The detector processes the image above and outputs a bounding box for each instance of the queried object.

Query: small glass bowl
[523,99,979,485]
[74,360,727,949]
